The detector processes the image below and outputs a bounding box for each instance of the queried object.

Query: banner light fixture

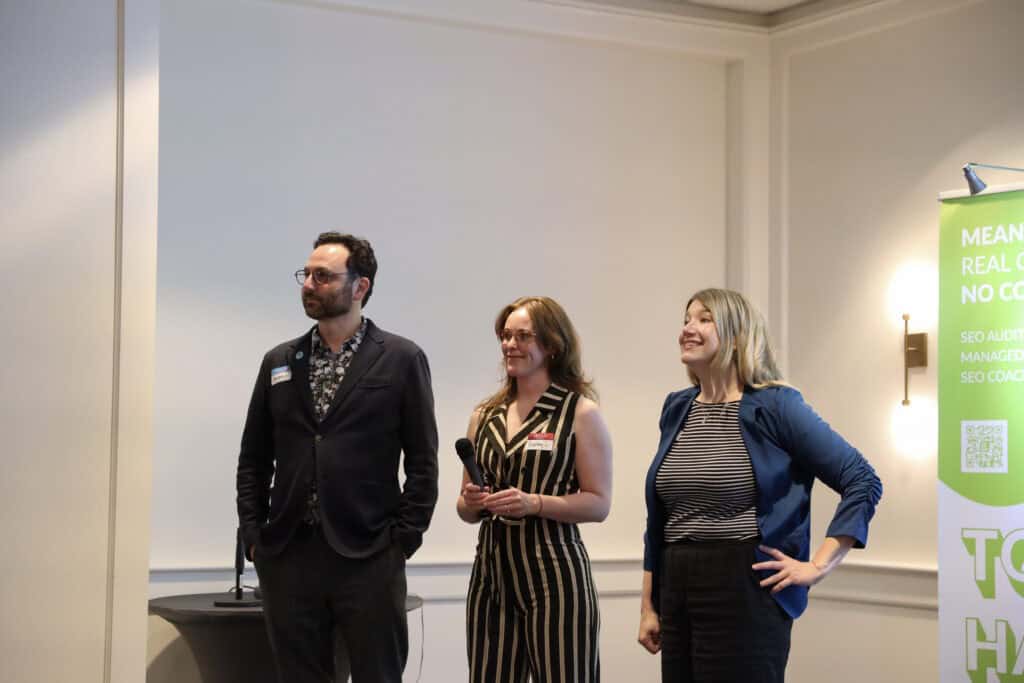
[962,162,1024,195]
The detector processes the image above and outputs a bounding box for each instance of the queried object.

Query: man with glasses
[237,232,439,682]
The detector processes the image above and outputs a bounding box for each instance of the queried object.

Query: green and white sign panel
[939,186,1024,683]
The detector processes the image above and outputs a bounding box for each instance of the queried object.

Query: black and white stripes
[466,384,601,683]
[655,400,759,543]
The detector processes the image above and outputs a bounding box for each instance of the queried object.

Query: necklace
[695,399,736,425]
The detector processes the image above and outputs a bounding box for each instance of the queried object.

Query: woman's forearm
[641,570,656,614]
[810,535,855,575]
[529,490,610,524]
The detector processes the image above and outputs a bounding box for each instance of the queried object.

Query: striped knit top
[655,400,760,542]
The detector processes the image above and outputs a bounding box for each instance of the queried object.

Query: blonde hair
[685,288,786,390]
[478,296,597,411]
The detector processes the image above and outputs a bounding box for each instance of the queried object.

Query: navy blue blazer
[643,385,882,618]
[237,320,439,561]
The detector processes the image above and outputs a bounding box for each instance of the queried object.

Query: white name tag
[525,432,555,451]
[270,366,292,386]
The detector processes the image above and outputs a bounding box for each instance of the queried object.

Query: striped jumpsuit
[466,384,601,683]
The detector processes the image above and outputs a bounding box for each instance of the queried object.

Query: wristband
[535,494,544,516]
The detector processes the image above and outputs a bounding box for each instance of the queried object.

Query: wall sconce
[902,314,927,406]
[962,162,1024,195]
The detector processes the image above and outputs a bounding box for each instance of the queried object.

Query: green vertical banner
[939,187,1024,683]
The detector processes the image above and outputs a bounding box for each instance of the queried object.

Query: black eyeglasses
[499,329,537,344]
[294,268,349,286]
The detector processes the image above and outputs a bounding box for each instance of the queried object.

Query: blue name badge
[270,365,292,386]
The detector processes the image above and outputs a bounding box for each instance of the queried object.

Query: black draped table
[149,592,423,682]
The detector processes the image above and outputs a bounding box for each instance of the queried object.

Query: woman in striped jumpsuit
[457,296,613,683]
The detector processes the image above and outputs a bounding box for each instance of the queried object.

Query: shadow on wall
[147,614,354,682]
[147,616,275,683]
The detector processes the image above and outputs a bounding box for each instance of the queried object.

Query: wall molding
[104,3,127,680]
[111,1,160,680]
[268,0,769,58]
[151,557,937,610]
[531,0,771,31]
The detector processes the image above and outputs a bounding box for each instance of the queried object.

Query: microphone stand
[214,528,262,607]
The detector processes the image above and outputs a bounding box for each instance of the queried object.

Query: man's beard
[302,285,352,320]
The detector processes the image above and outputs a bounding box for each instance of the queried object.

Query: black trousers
[254,524,408,683]
[658,539,792,683]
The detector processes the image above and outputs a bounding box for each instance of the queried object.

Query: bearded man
[236,231,438,682]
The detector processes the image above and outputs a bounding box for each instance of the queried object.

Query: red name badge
[525,432,555,451]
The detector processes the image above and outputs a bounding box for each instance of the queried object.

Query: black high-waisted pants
[658,539,792,683]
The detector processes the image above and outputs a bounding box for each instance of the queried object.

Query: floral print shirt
[303,317,367,524]
[309,317,368,421]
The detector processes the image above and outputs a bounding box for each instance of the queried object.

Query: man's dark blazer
[237,319,439,561]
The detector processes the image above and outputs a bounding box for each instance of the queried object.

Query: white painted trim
[148,557,641,574]
[841,558,937,574]
[530,0,771,32]
[104,3,126,680]
[110,0,159,680]
[526,0,921,34]
[811,590,937,611]
[769,0,886,30]
[150,557,937,610]
[267,0,768,59]
[771,0,980,44]
[153,556,939,573]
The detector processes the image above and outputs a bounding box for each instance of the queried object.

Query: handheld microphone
[455,438,485,487]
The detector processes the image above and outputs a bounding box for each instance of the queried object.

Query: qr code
[961,420,1008,473]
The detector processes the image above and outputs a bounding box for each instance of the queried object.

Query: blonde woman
[458,296,612,682]
[638,288,882,682]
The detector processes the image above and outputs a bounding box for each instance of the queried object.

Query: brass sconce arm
[903,314,927,405]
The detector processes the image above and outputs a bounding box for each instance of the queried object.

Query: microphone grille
[455,437,474,461]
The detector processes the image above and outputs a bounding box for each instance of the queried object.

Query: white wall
[0,5,116,680]
[150,0,745,568]
[0,1,158,682]
[773,0,1024,680]
[4,0,1003,680]
[148,0,775,681]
